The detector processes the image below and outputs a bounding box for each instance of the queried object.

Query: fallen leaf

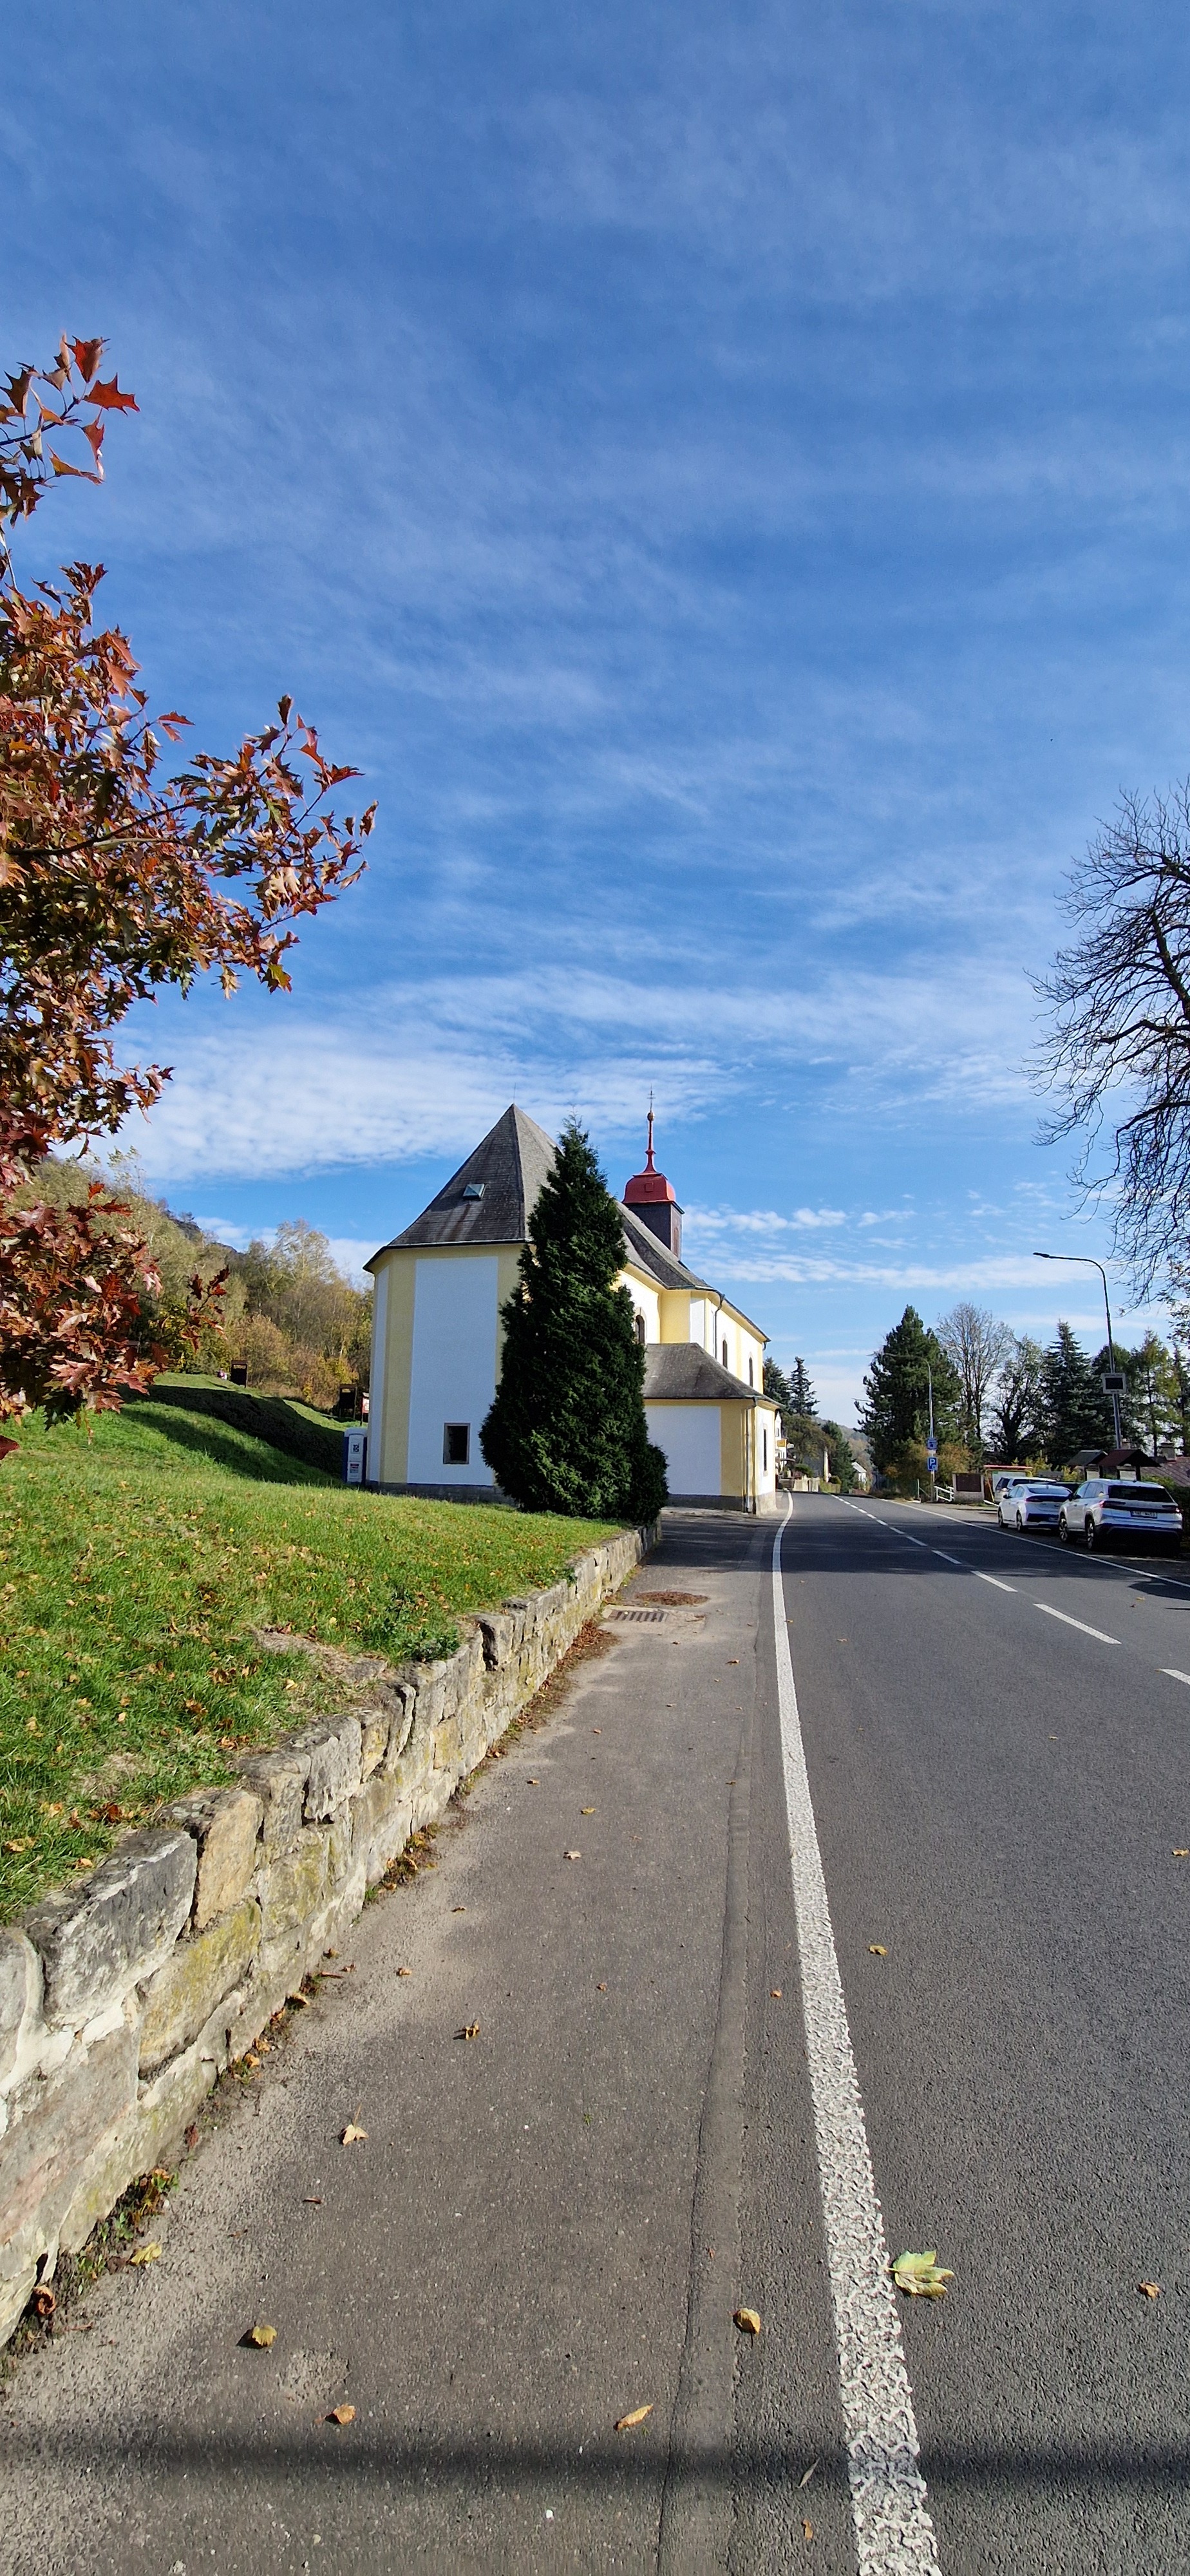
[527,1777,540,1785]
[325,2403,355,2425]
[245,2322,277,2347]
[770,1987,783,1998]
[341,2123,367,2145]
[803,2519,814,2542]
[30,2286,55,2321]
[1139,2281,1162,2299]
[892,2251,953,2298]
[869,1944,888,1957]
[456,2022,480,2040]
[798,2460,819,2489]
[614,2403,654,2430]
[1175,1850,1189,1859]
[727,1659,739,1665]
[397,1966,412,1977]
[129,2242,161,2268]
[184,2124,199,2150]
[581,1807,596,1815]
[597,1982,608,1991]
[734,2307,761,2334]
[304,2196,323,2206]
[565,1850,582,1861]
[452,1905,466,1913]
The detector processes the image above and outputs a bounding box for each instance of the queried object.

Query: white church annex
[364,1106,780,1510]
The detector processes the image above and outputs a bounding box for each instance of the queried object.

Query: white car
[1058,1479,1184,1556]
[997,1478,1070,1531]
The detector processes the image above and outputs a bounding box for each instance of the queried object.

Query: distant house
[364,1106,780,1510]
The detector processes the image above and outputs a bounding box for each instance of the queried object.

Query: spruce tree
[762,1358,794,1411]
[1041,1321,1112,1466]
[480,1121,669,1520]
[858,1305,961,1472]
[790,1356,817,1417]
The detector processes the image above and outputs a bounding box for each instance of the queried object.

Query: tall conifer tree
[1041,1321,1112,1466]
[481,1122,668,1520]
[859,1305,960,1471]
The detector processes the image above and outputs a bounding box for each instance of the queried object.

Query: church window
[462,1181,485,1200]
[722,1339,728,1368]
[636,1313,646,1346]
[748,1356,754,1387]
[443,1423,470,1465]
[762,1428,768,1471]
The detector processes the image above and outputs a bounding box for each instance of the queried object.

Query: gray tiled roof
[367,1106,557,1256]
[618,1201,713,1293]
[643,1344,771,1403]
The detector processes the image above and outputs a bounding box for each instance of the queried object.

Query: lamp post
[1033,1251,1123,1448]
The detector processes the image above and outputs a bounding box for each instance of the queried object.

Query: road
[5,1496,1190,2573]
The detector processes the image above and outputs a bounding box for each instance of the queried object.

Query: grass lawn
[0,1401,619,1922]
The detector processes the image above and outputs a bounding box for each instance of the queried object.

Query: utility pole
[927,1367,938,1498]
[1033,1252,1123,1447]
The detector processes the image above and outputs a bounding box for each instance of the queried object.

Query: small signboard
[342,1428,368,1486]
[1102,1371,1126,1394]
[925,1442,938,1473]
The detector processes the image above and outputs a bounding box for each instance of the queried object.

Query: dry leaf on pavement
[565,1849,581,1861]
[770,1987,783,1998]
[892,2251,953,2298]
[129,2243,161,2267]
[803,2520,814,2542]
[614,2403,653,2430]
[325,2403,356,2425]
[1139,2282,1162,2298]
[456,2023,480,2040]
[581,1808,596,1815]
[798,2461,819,2489]
[869,1945,888,1957]
[734,2307,761,2334]
[397,1966,412,1977]
[341,2123,367,2145]
[245,2323,277,2347]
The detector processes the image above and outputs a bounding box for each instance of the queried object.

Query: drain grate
[607,1606,667,1624]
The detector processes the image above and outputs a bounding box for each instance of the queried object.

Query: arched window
[635,1312,646,1346]
[722,1338,729,1368]
[748,1356,754,1387]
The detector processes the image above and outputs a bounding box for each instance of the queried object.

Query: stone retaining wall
[0,1523,653,2345]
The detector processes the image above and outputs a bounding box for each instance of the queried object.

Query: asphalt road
[5,1497,1190,2573]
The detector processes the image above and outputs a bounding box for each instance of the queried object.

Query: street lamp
[1033,1251,1123,1447]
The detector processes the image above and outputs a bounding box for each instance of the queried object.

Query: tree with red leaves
[0,336,373,1425]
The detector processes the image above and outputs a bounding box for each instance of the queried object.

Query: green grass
[0,1401,618,1922]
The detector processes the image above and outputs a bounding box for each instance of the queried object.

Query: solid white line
[1161,1669,1190,1686]
[1035,1602,1119,1645]
[975,1572,1017,1594]
[773,1506,940,2571]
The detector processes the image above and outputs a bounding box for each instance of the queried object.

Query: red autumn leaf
[70,339,104,385]
[86,375,138,412]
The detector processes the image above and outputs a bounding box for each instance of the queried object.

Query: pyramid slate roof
[367,1106,557,1258]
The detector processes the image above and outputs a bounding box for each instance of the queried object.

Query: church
[364,1106,780,1510]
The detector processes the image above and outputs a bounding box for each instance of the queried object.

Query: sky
[6,1,1190,1421]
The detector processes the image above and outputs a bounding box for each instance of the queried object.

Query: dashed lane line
[1161,1669,1190,1686]
[931,1550,963,1566]
[1035,1602,1120,1645]
[975,1572,1016,1593]
[773,1505,940,2573]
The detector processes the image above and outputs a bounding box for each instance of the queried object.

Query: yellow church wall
[618,1264,661,1341]
[370,1242,524,1486]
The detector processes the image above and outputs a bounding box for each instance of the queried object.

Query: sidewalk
[2,1515,777,2575]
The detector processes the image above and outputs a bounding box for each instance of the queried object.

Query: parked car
[997,1478,1071,1531]
[1058,1479,1184,1555]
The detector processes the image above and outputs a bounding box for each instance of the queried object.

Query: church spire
[623,1103,682,1256]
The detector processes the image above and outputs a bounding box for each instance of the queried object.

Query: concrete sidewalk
[2,1513,798,2575]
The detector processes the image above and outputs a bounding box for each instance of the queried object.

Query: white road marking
[773,1506,940,2571]
[903,1536,929,1549]
[1035,1603,1120,1645]
[975,1573,1016,1593]
[931,1550,963,1566]
[1161,1669,1190,1686]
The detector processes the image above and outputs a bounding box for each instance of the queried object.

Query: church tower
[623,1109,683,1258]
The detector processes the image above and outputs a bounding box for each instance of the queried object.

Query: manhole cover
[607,1607,667,1624]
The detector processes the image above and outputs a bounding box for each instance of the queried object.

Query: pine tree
[480,1121,668,1520]
[821,1419,858,1492]
[858,1305,960,1472]
[762,1359,794,1411]
[1042,1321,1113,1466]
[790,1356,817,1417]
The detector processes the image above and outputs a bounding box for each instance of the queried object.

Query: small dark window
[443,1423,470,1465]
[748,1356,754,1387]
[636,1313,646,1345]
[462,1180,485,1201]
[722,1339,729,1368]
[762,1429,768,1471]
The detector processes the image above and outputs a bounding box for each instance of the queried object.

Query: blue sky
[6,1,1190,1418]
